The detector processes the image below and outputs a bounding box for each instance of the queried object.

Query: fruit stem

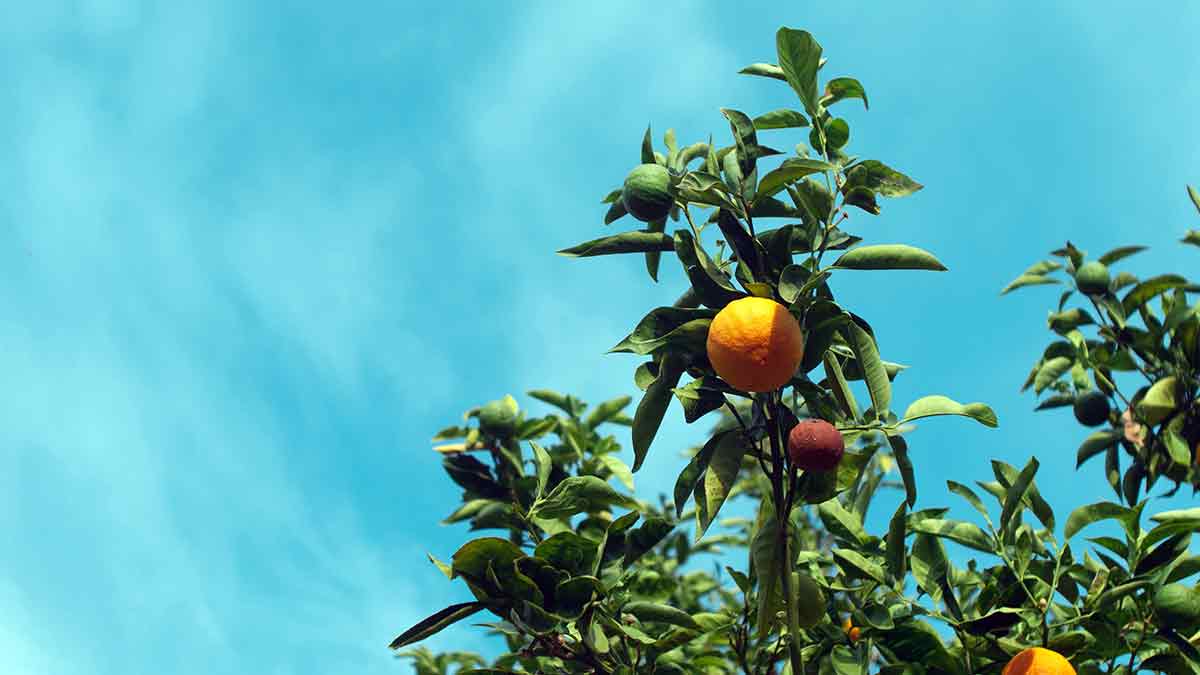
[765,392,805,675]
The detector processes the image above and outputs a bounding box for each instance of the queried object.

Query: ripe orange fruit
[841,617,860,643]
[706,297,804,393]
[1002,647,1075,675]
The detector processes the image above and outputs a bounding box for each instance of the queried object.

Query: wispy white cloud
[0,2,456,672]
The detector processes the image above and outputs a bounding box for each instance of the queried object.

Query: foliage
[1005,188,1200,503]
[393,27,1200,675]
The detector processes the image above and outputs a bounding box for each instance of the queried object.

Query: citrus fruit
[841,617,861,643]
[478,395,519,436]
[1002,647,1076,675]
[1075,261,1110,295]
[621,163,673,222]
[1153,583,1200,629]
[1073,390,1110,427]
[705,297,805,393]
[793,572,826,628]
[787,419,845,472]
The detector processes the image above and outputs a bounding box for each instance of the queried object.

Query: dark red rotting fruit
[787,419,845,472]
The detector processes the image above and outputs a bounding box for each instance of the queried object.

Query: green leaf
[958,608,1027,637]
[1134,531,1190,575]
[558,231,675,258]
[1190,185,1200,214]
[673,229,740,306]
[1047,307,1095,333]
[991,459,1055,531]
[721,108,760,188]
[823,77,869,110]
[787,178,834,225]
[909,534,949,601]
[886,501,908,584]
[889,434,917,507]
[640,124,654,164]
[844,319,891,418]
[527,389,585,417]
[1122,274,1190,314]
[832,244,947,271]
[694,431,750,541]
[610,306,715,356]
[604,199,627,225]
[843,186,880,215]
[1165,426,1192,467]
[1035,392,1076,411]
[1098,245,1148,265]
[555,576,601,620]
[778,264,828,305]
[1152,507,1200,527]
[716,209,765,280]
[1064,502,1135,540]
[900,395,998,427]
[833,548,887,584]
[677,170,738,210]
[819,498,869,546]
[909,519,995,553]
[632,353,686,472]
[775,28,823,116]
[389,601,489,649]
[624,602,702,631]
[824,352,860,419]
[450,537,525,590]
[534,532,598,577]
[623,517,672,568]
[530,442,552,500]
[947,481,993,527]
[673,429,735,518]
[999,457,1039,538]
[584,396,633,429]
[844,160,923,197]
[1034,356,1073,394]
[756,158,836,200]
[1000,273,1061,295]
[738,62,787,81]
[531,476,636,520]
[800,301,850,375]
[1139,376,1179,426]
[598,454,635,492]
[752,108,810,130]
[443,454,505,498]
[428,552,453,579]
[751,501,783,634]
[442,498,495,525]
[830,645,862,675]
[643,218,667,281]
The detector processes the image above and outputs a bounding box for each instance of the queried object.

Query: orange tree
[393,27,1200,675]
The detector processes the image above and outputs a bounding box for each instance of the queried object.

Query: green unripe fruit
[478,395,519,437]
[621,164,673,222]
[793,572,826,628]
[1153,583,1200,629]
[1075,261,1111,295]
[1073,389,1111,427]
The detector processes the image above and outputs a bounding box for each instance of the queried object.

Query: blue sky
[2,2,1198,673]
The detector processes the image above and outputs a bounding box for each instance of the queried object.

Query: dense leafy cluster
[392,27,1200,675]
[1005,187,1200,503]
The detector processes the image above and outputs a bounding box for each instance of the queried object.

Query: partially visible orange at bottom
[1002,647,1075,675]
